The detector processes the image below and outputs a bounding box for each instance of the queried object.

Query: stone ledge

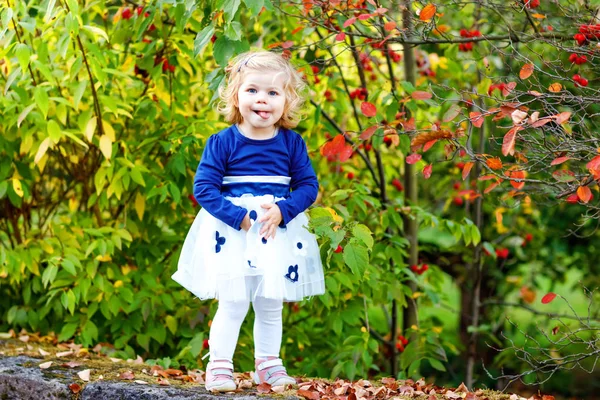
[0,356,298,400]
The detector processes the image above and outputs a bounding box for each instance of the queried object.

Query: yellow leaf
[40,240,54,254]
[360,326,367,333]
[135,192,145,221]
[114,280,123,288]
[96,254,112,262]
[531,13,546,19]
[102,120,116,142]
[548,82,562,93]
[12,179,24,197]
[432,326,443,334]
[34,137,51,164]
[69,197,78,212]
[99,135,112,159]
[85,117,97,142]
[419,3,436,21]
[412,291,423,299]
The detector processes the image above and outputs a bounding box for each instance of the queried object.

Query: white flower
[293,239,308,257]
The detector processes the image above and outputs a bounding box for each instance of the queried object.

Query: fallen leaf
[39,361,53,369]
[109,357,121,363]
[78,369,91,382]
[69,383,81,394]
[157,377,170,386]
[119,371,135,380]
[56,350,74,357]
[257,382,272,394]
[39,348,51,356]
[272,385,286,393]
[164,368,183,376]
[18,335,29,343]
[134,380,148,385]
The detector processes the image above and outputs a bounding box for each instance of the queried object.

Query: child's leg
[209,299,250,361]
[252,296,283,358]
[252,297,295,386]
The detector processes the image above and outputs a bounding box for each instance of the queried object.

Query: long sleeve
[193,135,248,230]
[276,134,319,226]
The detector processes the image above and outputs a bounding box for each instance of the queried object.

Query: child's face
[237,71,286,135]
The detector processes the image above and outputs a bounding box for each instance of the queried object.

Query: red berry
[121,8,133,19]
[456,162,465,170]
[148,23,156,32]
[525,0,539,8]
[291,304,300,313]
[311,65,319,74]
[203,339,209,349]
[365,143,372,151]
[396,342,405,352]
[578,78,588,87]
[574,33,587,45]
[421,264,429,273]
[569,53,578,63]
[398,335,409,345]
[334,245,343,253]
[410,265,419,272]
[459,149,467,157]
[392,178,404,191]
[453,197,464,206]
[136,6,144,16]
[453,182,461,190]
[525,233,533,242]
[496,248,509,259]
[211,34,217,44]
[347,172,355,179]
[577,55,587,64]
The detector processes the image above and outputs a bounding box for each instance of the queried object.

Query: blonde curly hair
[218,50,307,129]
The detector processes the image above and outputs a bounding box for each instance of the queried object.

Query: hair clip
[237,54,257,72]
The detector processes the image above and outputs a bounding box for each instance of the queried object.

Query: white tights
[208,296,283,362]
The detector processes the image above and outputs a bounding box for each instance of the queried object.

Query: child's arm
[194,135,248,231]
[275,134,319,227]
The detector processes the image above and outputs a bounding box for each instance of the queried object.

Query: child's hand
[258,204,282,239]
[240,212,252,231]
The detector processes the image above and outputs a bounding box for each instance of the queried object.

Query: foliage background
[1,0,600,397]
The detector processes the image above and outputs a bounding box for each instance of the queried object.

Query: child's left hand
[258,203,282,239]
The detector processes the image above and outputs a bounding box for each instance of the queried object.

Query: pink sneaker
[254,357,296,387]
[205,360,236,392]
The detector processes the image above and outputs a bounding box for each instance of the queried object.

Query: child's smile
[237,72,286,139]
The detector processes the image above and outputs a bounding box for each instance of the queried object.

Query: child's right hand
[240,212,252,231]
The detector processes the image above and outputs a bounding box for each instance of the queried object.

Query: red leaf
[257,382,272,394]
[530,117,552,128]
[343,17,357,28]
[335,32,346,41]
[360,125,378,140]
[541,292,557,304]
[503,81,517,96]
[577,186,592,203]
[411,91,432,100]
[553,111,571,125]
[360,102,377,117]
[469,112,484,128]
[338,145,353,162]
[506,170,526,190]
[358,13,372,21]
[586,155,600,171]
[462,162,474,180]
[321,134,345,157]
[298,389,320,400]
[551,156,571,166]
[384,21,397,31]
[502,126,521,157]
[69,383,82,394]
[423,164,432,179]
[423,139,437,152]
[282,41,294,49]
[406,153,422,164]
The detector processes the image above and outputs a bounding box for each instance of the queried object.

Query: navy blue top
[193,125,319,230]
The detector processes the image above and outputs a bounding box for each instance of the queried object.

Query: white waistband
[222,175,291,185]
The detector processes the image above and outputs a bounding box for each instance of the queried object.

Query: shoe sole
[206,381,237,392]
[254,373,296,387]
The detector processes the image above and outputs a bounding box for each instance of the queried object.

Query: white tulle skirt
[172,193,325,302]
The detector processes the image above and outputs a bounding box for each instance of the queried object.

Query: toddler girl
[172,50,325,392]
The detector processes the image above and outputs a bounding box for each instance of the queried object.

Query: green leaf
[15,43,31,71]
[0,8,13,41]
[137,333,150,352]
[193,25,214,57]
[34,87,49,119]
[165,315,178,335]
[219,0,241,22]
[352,224,373,250]
[428,358,446,371]
[81,25,109,42]
[243,0,264,14]
[47,120,63,143]
[224,21,242,41]
[58,322,78,342]
[61,258,77,276]
[189,333,205,357]
[41,264,58,288]
[343,242,369,276]
[470,225,481,245]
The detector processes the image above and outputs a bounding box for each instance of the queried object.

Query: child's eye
[247,88,257,93]
[269,91,278,96]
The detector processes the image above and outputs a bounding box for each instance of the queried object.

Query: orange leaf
[486,157,503,170]
[577,186,592,203]
[586,155,600,171]
[553,111,571,125]
[548,82,562,93]
[302,0,313,15]
[423,139,437,152]
[360,102,377,117]
[423,164,433,179]
[384,21,397,31]
[502,126,521,157]
[420,4,436,21]
[550,156,571,166]
[469,112,484,128]
[291,26,303,35]
[519,63,534,80]
[506,170,526,190]
[411,91,432,100]
[541,292,557,304]
[360,125,379,140]
[462,162,474,180]
[484,179,503,194]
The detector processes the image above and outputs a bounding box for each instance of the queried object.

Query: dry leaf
[134,380,148,385]
[257,382,272,394]
[56,350,74,357]
[158,377,170,386]
[39,348,51,356]
[39,361,53,369]
[511,110,528,124]
[78,369,91,382]
[69,383,81,394]
[119,371,135,380]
